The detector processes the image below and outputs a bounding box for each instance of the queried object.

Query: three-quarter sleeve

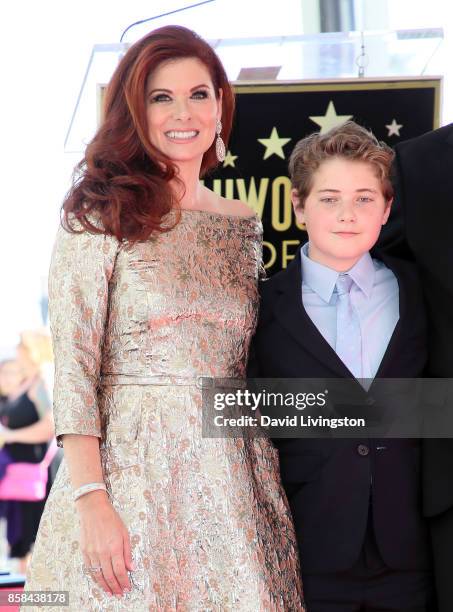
[48,225,120,446]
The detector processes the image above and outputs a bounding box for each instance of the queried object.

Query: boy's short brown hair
[288,121,395,209]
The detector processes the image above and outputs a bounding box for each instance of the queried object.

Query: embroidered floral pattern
[25,211,304,611]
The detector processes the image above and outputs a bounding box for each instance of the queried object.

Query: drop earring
[215,119,226,162]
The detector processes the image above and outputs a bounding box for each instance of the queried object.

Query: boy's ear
[382,197,393,225]
[291,188,305,224]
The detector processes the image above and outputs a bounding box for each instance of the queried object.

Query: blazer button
[365,396,376,406]
[357,444,370,456]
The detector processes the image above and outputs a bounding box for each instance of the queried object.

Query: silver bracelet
[73,482,107,502]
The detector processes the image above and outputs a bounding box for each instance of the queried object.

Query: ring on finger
[84,565,103,574]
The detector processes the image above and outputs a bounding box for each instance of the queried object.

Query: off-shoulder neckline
[177,208,259,222]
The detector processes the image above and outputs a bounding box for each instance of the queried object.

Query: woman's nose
[173,98,191,121]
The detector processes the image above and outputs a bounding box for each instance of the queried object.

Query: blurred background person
[0,357,25,570]
[0,359,23,408]
[0,331,56,573]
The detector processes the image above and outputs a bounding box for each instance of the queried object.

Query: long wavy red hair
[63,25,235,242]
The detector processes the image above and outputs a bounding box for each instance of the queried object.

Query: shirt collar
[300,243,375,302]
[347,251,375,298]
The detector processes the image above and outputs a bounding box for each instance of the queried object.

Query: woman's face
[145,57,221,165]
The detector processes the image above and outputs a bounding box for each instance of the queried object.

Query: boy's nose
[337,203,356,222]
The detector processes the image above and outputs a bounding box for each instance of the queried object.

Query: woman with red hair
[24,25,304,610]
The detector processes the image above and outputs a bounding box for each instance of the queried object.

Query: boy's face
[292,157,392,272]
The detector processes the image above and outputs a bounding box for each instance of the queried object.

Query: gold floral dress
[24,210,304,611]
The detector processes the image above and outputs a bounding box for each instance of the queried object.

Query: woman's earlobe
[217,88,223,119]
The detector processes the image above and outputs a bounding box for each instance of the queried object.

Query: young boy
[250,122,434,611]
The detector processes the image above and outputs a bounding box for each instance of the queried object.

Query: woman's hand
[62,435,133,596]
[77,490,134,597]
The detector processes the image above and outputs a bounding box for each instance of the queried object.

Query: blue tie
[335,274,363,378]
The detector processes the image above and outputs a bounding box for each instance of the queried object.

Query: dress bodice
[103,210,263,380]
[49,210,263,441]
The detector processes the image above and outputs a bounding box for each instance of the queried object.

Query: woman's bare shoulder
[216,196,256,218]
[197,186,257,218]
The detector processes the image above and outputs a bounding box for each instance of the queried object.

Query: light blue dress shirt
[300,242,399,378]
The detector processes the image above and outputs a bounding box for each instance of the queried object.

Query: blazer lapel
[273,252,353,378]
[273,249,409,383]
[372,251,407,378]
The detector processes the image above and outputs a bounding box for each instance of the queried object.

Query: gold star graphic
[309,101,353,134]
[258,127,291,160]
[223,150,238,168]
[385,119,403,137]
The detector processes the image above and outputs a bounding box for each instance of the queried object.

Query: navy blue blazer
[249,250,430,573]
